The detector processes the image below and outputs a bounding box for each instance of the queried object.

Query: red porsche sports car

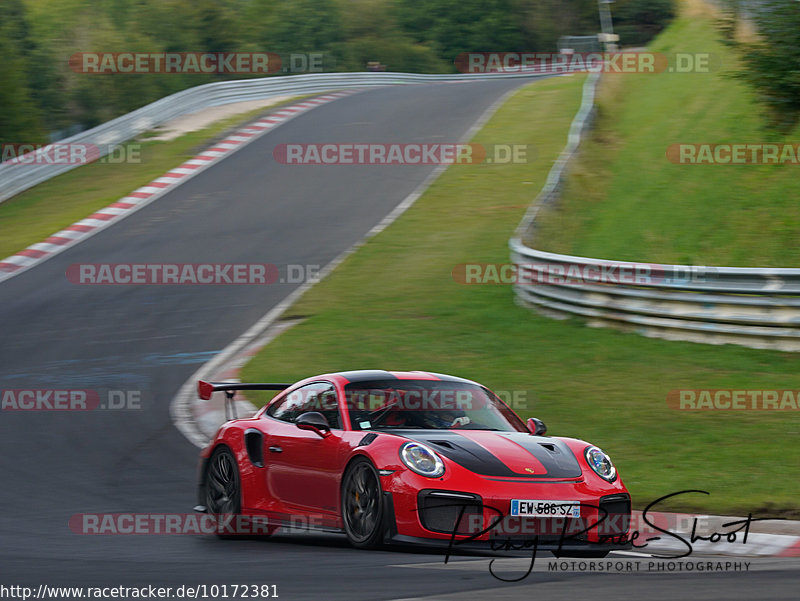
[195,370,631,555]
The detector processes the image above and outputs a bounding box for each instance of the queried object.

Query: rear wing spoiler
[198,380,292,420]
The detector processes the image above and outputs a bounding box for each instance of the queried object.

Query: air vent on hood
[358,433,378,447]
[429,440,455,449]
[539,443,558,453]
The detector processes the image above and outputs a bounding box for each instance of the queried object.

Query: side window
[267,382,341,429]
[267,389,307,423]
[315,388,341,430]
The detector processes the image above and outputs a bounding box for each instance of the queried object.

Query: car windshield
[344,379,527,432]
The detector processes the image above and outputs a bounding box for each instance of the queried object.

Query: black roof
[335,370,478,386]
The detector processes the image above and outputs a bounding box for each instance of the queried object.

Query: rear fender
[206,421,271,513]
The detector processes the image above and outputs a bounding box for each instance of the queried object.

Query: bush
[724,0,800,130]
[614,0,676,47]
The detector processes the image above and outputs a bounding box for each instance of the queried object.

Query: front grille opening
[418,490,483,535]
[597,494,631,537]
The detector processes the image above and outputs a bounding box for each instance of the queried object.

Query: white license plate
[510,499,581,518]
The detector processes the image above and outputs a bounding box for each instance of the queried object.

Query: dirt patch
[145,96,295,142]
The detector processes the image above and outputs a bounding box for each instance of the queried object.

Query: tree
[259,0,343,61]
[395,0,526,60]
[725,0,800,130]
[512,0,601,51]
[614,0,676,47]
[337,0,447,72]
[0,0,44,144]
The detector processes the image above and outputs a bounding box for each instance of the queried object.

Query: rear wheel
[341,458,385,549]
[205,446,241,538]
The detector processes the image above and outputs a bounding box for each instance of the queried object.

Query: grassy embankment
[534,0,800,266]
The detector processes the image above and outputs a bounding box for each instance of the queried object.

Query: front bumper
[388,533,630,556]
[380,469,631,552]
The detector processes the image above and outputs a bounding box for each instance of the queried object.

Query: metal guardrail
[510,72,800,351]
[0,70,554,204]
[509,242,800,351]
[514,71,600,236]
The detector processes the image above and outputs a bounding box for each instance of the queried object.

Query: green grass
[0,99,302,260]
[241,73,800,517]
[533,3,800,267]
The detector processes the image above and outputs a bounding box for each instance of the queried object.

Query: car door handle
[268,446,283,453]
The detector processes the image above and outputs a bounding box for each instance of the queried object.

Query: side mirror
[527,417,547,436]
[296,412,332,438]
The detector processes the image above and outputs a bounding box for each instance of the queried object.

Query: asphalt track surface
[0,79,796,600]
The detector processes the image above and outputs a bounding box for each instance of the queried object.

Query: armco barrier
[0,70,556,204]
[510,71,800,351]
[509,241,800,351]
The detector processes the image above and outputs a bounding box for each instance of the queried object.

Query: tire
[204,446,242,539]
[341,457,386,549]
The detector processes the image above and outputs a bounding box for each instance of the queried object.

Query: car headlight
[400,442,445,478]
[584,446,617,482]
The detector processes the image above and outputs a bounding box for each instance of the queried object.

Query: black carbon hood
[391,430,582,479]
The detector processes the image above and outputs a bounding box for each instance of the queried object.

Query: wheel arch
[339,452,392,548]
[197,442,235,507]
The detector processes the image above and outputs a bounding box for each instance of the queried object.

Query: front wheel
[341,458,386,549]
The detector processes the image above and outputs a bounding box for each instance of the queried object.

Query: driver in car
[419,409,471,429]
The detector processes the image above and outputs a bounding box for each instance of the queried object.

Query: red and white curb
[630,510,800,557]
[0,91,355,284]
[644,531,800,557]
